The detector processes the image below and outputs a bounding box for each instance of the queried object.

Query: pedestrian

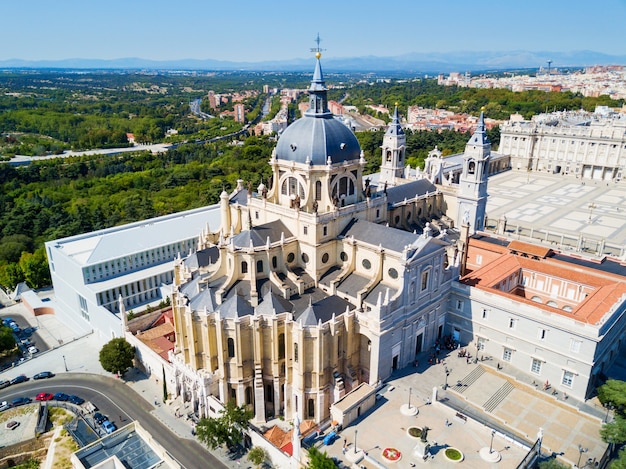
[445,418,449,427]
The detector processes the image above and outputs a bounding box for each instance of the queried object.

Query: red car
[35,392,54,401]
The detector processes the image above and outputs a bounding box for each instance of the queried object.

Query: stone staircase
[482,381,515,413]
[455,366,485,394]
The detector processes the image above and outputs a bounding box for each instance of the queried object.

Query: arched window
[331,176,355,198]
[315,181,322,200]
[245,386,252,405]
[294,343,299,363]
[278,333,285,359]
[281,176,305,199]
[308,398,315,418]
[468,161,476,174]
[272,256,277,269]
[257,260,263,273]
[241,261,248,274]
[227,338,235,357]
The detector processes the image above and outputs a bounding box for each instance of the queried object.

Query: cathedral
[169,52,490,424]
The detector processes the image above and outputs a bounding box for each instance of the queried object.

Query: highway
[0,373,226,469]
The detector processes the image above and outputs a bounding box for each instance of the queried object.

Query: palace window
[503,348,512,362]
[227,338,235,358]
[294,343,299,363]
[562,370,574,387]
[531,359,542,374]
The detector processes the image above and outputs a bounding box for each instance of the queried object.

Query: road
[0,373,226,469]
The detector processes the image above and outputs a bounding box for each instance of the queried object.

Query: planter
[382,447,402,463]
[407,426,424,439]
[444,447,464,463]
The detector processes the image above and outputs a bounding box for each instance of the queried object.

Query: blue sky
[3,0,625,62]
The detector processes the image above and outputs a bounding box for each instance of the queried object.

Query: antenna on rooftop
[547,60,553,76]
[310,33,326,56]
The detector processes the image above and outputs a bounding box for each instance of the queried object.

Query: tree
[0,326,16,353]
[99,338,135,376]
[610,447,626,469]
[598,380,626,415]
[247,446,269,468]
[195,400,253,450]
[307,447,336,469]
[601,414,626,445]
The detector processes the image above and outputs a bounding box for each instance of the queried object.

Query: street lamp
[354,429,358,454]
[408,387,412,409]
[443,367,450,390]
[577,444,588,468]
[605,403,614,423]
[489,429,496,454]
[587,203,597,224]
[62,355,68,372]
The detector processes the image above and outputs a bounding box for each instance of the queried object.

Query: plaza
[311,348,607,468]
[485,171,626,257]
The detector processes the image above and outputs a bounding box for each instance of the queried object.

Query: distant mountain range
[1,50,624,73]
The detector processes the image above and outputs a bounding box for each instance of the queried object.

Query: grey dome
[276,115,361,165]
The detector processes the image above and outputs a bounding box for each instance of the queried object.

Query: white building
[500,107,626,181]
[45,206,223,339]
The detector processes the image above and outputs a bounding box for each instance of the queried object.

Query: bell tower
[457,111,490,233]
[379,105,406,187]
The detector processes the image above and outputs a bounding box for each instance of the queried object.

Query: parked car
[35,392,54,401]
[10,375,29,385]
[0,401,10,411]
[93,412,107,425]
[101,420,117,434]
[1,318,14,326]
[0,379,9,389]
[33,371,54,380]
[53,392,70,401]
[11,397,31,406]
[28,346,38,354]
[68,395,84,405]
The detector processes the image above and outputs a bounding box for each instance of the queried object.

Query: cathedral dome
[276,115,361,165]
[275,55,361,165]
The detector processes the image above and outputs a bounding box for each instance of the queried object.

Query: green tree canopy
[0,326,16,354]
[195,400,253,450]
[601,414,626,445]
[307,447,336,469]
[247,446,269,468]
[98,338,135,376]
[598,380,626,416]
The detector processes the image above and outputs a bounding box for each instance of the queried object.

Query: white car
[0,401,10,411]
[28,346,38,355]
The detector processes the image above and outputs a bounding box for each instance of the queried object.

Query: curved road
[0,373,225,469]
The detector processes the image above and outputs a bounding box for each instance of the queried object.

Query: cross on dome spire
[310,33,326,58]
[306,34,330,117]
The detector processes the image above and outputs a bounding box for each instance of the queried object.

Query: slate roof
[385,179,438,205]
[255,288,294,316]
[341,218,419,253]
[219,293,254,319]
[293,295,354,326]
[232,219,294,248]
[190,287,218,313]
[183,246,219,270]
